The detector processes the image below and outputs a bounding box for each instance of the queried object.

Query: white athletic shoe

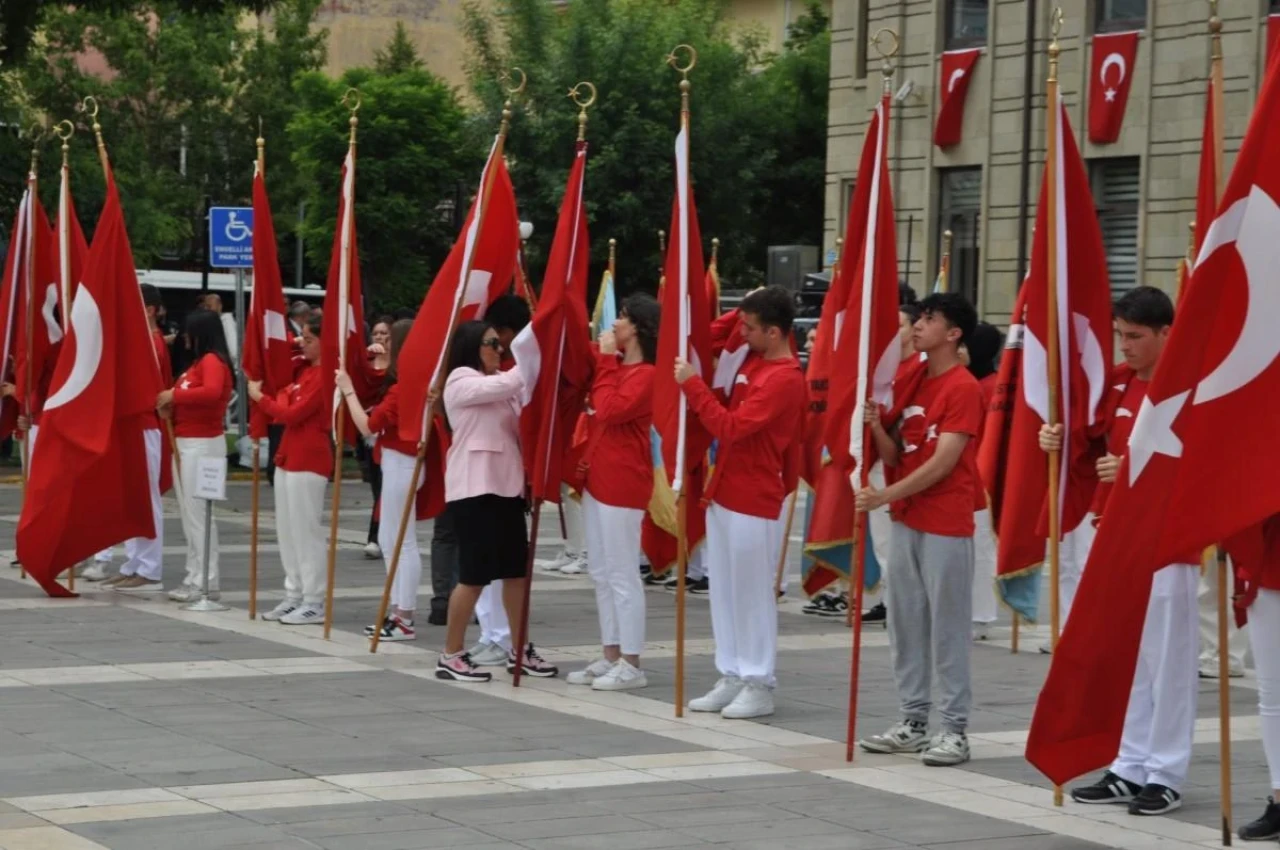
[859,719,930,754]
[168,586,220,602]
[279,604,325,626]
[921,731,971,767]
[468,641,511,667]
[566,657,614,686]
[720,682,774,719]
[262,599,302,622]
[79,562,109,582]
[541,549,578,572]
[688,676,744,713]
[559,557,586,575]
[592,659,648,692]
[363,542,382,560]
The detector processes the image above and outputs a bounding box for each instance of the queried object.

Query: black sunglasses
[481,338,503,351]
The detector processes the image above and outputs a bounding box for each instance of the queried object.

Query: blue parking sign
[209,206,254,268]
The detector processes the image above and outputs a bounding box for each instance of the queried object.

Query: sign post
[209,206,254,443]
[185,455,230,613]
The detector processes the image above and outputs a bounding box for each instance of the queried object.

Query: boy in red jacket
[675,286,806,720]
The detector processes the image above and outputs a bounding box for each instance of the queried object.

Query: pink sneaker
[506,642,559,679]
[435,652,492,683]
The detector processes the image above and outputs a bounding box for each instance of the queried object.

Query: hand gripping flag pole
[370,71,527,653]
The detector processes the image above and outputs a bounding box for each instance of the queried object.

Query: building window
[945,0,988,49]
[855,1,869,79]
[937,167,982,303]
[1090,157,1141,296]
[1094,0,1146,33]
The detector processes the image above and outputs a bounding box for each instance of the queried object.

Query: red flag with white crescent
[1027,59,1280,784]
[245,163,295,440]
[934,49,981,148]
[320,150,369,444]
[1087,31,1139,144]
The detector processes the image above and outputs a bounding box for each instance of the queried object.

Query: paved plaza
[0,481,1266,850]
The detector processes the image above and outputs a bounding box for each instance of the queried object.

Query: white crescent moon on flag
[1100,53,1126,86]
[947,68,966,93]
[43,286,102,411]
[1193,187,1280,405]
[41,283,63,345]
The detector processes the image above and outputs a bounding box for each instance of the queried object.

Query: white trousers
[1056,516,1096,630]
[377,448,425,612]
[1248,589,1280,790]
[273,468,328,605]
[120,429,164,581]
[1200,554,1249,671]
[176,436,225,590]
[707,503,783,687]
[583,493,645,655]
[773,495,793,594]
[476,581,511,651]
[688,546,707,581]
[1111,564,1200,791]
[972,508,998,624]
[561,483,584,557]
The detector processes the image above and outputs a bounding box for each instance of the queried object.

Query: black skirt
[450,494,529,587]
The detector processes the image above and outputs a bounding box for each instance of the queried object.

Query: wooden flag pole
[1039,9,1059,809]
[1207,5,1232,844]
[773,489,799,597]
[323,90,363,640]
[19,129,42,583]
[937,229,952,294]
[248,125,267,621]
[369,446,425,653]
[667,44,697,718]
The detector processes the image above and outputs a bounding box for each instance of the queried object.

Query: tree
[289,60,479,313]
[374,22,423,75]
[461,0,829,293]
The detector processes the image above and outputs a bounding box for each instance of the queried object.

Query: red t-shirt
[368,383,418,458]
[152,329,173,388]
[1089,375,1147,517]
[973,372,999,511]
[172,353,232,438]
[258,364,332,478]
[891,364,984,537]
[683,354,806,519]
[584,354,655,511]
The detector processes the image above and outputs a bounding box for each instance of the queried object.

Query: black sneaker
[1070,771,1143,804]
[663,577,678,590]
[802,593,835,615]
[1128,783,1182,816]
[815,594,849,618]
[688,577,709,595]
[1239,797,1280,841]
[507,642,558,678]
[862,601,886,623]
[363,616,394,637]
[426,609,447,626]
[644,571,667,586]
[435,652,492,683]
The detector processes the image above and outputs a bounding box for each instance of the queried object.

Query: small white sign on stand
[186,455,229,612]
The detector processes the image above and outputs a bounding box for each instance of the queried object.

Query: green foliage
[373,22,423,75]
[288,60,478,313]
[461,0,829,294]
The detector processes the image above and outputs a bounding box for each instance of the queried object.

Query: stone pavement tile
[433,750,580,769]
[718,835,911,850]
[0,826,112,850]
[283,812,457,839]
[477,814,659,842]
[628,803,800,831]
[0,814,48,830]
[63,812,293,850]
[126,765,306,789]
[306,827,525,850]
[520,830,710,850]
[923,837,1113,850]
[867,818,1048,846]
[234,801,414,826]
[677,814,863,844]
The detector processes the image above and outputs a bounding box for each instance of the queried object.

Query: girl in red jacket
[336,318,428,641]
[566,295,660,692]
[157,309,234,602]
[248,315,331,626]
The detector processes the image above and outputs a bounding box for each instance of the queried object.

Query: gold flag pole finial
[341,88,361,146]
[608,237,617,277]
[1048,7,1064,82]
[871,28,900,94]
[943,229,954,259]
[79,95,110,174]
[498,68,527,138]
[1208,0,1222,57]
[568,81,596,142]
[710,237,720,266]
[256,115,266,171]
[666,44,697,113]
[26,123,45,173]
[53,120,73,168]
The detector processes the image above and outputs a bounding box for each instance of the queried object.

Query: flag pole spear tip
[256,116,265,164]
[871,28,899,93]
[1208,0,1222,40]
[710,237,719,265]
[497,67,527,138]
[26,123,44,173]
[1048,7,1063,71]
[341,88,360,145]
[568,81,596,142]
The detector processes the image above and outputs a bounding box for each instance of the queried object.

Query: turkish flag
[1027,57,1280,786]
[245,163,294,440]
[978,98,1114,623]
[934,48,981,148]
[805,93,901,591]
[1088,31,1139,144]
[16,172,164,596]
[320,150,369,444]
[510,141,592,504]
[0,182,40,439]
[1268,14,1280,71]
[12,187,60,430]
[398,136,520,445]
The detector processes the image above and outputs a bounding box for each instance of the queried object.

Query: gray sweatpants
[886,524,975,733]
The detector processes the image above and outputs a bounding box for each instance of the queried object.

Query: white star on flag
[1127,390,1189,486]
[1104,88,1117,102]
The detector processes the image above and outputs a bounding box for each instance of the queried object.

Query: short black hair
[372,314,395,332]
[140,283,162,309]
[620,293,660,364]
[965,321,1003,381]
[739,285,795,335]
[898,282,918,306]
[447,319,494,375]
[900,302,923,324]
[185,307,233,374]
[486,294,531,334]
[918,292,978,345]
[1113,285,1173,330]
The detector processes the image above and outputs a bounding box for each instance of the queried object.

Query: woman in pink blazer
[435,320,558,683]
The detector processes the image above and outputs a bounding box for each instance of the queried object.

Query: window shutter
[1095,158,1141,297]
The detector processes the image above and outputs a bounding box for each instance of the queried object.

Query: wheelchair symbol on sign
[224,212,252,242]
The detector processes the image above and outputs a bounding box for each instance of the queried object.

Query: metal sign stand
[185,456,229,613]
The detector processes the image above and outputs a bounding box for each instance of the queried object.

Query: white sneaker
[468,642,510,667]
[280,603,325,626]
[79,562,109,581]
[262,599,302,622]
[721,682,774,719]
[168,586,220,602]
[592,659,647,692]
[859,719,930,754]
[364,542,381,559]
[921,731,971,767]
[541,549,577,572]
[688,676,744,713]
[559,557,586,575]
[566,657,614,686]
[972,623,989,641]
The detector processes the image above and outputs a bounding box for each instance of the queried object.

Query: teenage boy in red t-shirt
[1041,286,1199,816]
[855,291,983,767]
[675,286,807,720]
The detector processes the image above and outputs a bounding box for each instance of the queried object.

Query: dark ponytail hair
[385,318,413,385]
[184,309,233,375]
[620,294,660,364]
[447,320,493,376]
